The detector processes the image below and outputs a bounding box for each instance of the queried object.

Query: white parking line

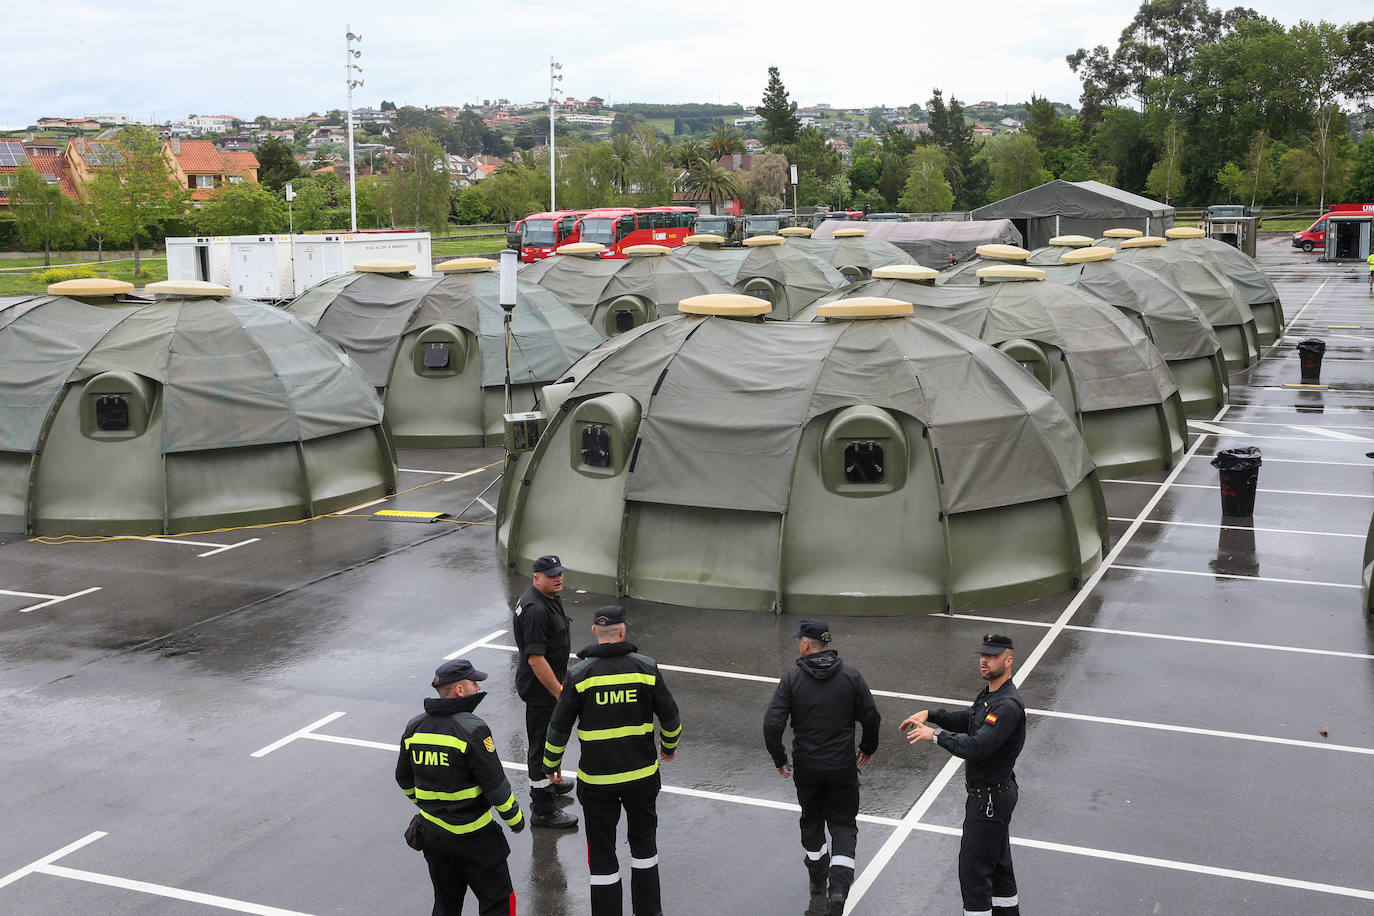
[1104,479,1374,499]
[0,830,105,890]
[250,712,346,758]
[332,497,388,516]
[1186,430,1374,445]
[1299,426,1374,441]
[444,628,507,660]
[2,585,101,614]
[1107,516,1365,538]
[1189,421,1249,437]
[134,537,260,557]
[397,468,461,476]
[1111,563,1360,589]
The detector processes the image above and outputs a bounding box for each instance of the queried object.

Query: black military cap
[979,634,1013,655]
[433,658,488,687]
[791,618,832,642]
[594,605,626,626]
[533,555,565,576]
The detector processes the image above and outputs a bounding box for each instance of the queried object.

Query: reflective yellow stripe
[504,808,524,826]
[401,786,416,797]
[543,756,561,769]
[660,724,681,738]
[405,732,467,753]
[577,761,659,785]
[575,672,656,693]
[577,722,655,741]
[545,740,567,754]
[413,786,482,802]
[496,792,518,813]
[420,808,492,835]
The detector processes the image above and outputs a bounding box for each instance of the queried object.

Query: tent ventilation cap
[779,226,813,237]
[1059,246,1117,264]
[624,244,672,257]
[1119,236,1168,249]
[47,278,135,297]
[1048,234,1095,247]
[555,242,606,258]
[872,265,939,282]
[977,264,1046,282]
[743,235,785,247]
[683,234,726,246]
[1103,228,1143,238]
[144,280,232,296]
[435,257,498,272]
[678,293,772,317]
[1165,226,1206,239]
[975,243,1031,261]
[816,297,913,319]
[354,258,416,274]
[833,227,868,238]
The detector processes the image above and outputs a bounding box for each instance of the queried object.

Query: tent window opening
[614,309,636,333]
[580,424,612,468]
[95,395,130,432]
[423,342,451,369]
[843,441,884,483]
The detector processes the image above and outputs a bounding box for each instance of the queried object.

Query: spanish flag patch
[484,736,496,753]
[984,713,999,725]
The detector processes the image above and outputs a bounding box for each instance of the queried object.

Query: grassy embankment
[0,257,169,296]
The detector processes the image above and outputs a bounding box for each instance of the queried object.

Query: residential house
[85,112,132,125]
[64,137,125,194]
[188,115,239,133]
[972,125,996,138]
[899,123,932,139]
[1000,117,1022,129]
[213,136,256,153]
[0,138,81,209]
[164,138,260,202]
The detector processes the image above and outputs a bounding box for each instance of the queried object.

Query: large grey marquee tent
[814,219,1022,269]
[498,295,1107,615]
[972,180,1175,250]
[0,279,396,536]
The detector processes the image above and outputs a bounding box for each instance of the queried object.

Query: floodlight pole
[549,57,562,211]
[499,248,518,413]
[346,26,364,232]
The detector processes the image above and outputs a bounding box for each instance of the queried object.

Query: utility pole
[549,57,562,211]
[346,26,364,232]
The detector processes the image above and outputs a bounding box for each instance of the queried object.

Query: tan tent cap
[47,278,135,297]
[1103,228,1143,238]
[678,293,772,316]
[1048,235,1095,247]
[354,258,416,273]
[144,279,232,296]
[624,244,672,257]
[976,264,1046,281]
[555,242,605,257]
[816,297,914,319]
[779,226,813,237]
[1060,246,1117,264]
[833,227,868,238]
[743,235,785,247]
[1119,236,1168,249]
[1165,226,1205,239]
[683,234,726,246]
[435,257,498,272]
[975,243,1031,261]
[872,264,939,282]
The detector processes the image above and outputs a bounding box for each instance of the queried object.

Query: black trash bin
[1297,338,1326,382]
[1211,447,1262,517]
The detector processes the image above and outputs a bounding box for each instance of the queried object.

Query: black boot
[804,852,829,896]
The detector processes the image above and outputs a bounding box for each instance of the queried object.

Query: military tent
[0,279,395,536]
[781,227,915,281]
[972,180,1174,249]
[670,236,848,319]
[814,219,1022,269]
[1163,227,1285,345]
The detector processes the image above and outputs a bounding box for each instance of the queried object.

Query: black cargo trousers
[577,773,662,916]
[418,820,515,916]
[959,781,1020,916]
[793,762,860,897]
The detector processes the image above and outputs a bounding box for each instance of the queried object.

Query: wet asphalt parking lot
[1,236,1372,915]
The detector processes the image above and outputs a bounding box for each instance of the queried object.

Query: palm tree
[672,139,709,171]
[606,134,637,197]
[683,161,742,215]
[709,124,743,159]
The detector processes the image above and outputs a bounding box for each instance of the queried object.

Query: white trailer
[166,230,432,300]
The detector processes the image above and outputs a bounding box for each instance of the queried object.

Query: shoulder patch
[984,713,999,725]
[484,736,495,753]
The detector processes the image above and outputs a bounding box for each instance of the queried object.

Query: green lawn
[0,256,168,296]
[432,239,505,258]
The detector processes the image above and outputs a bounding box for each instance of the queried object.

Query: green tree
[10,165,85,264]
[673,139,710,171]
[1276,146,1319,204]
[453,186,494,224]
[990,134,1052,199]
[86,125,188,277]
[823,174,853,210]
[1347,134,1374,202]
[195,184,286,235]
[777,126,842,184]
[898,147,955,213]
[1146,121,1186,203]
[374,128,452,232]
[926,90,987,207]
[683,160,742,215]
[876,152,909,206]
[1214,162,1249,201]
[848,157,880,192]
[740,153,788,212]
[1023,95,1072,151]
[1307,104,1353,209]
[479,155,546,220]
[709,124,743,158]
[755,67,800,146]
[605,134,637,196]
[255,137,301,192]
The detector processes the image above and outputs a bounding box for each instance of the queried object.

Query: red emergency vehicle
[1292,204,1374,252]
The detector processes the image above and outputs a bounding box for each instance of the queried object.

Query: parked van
[1293,204,1374,252]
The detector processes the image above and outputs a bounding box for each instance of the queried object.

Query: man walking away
[396,658,525,916]
[902,634,1026,916]
[544,606,681,916]
[764,618,881,916]
[513,554,578,828]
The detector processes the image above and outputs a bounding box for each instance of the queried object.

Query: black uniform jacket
[513,585,571,704]
[763,649,881,771]
[543,641,682,787]
[930,680,1026,786]
[396,693,524,840]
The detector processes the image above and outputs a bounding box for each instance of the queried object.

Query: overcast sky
[5,1,1369,129]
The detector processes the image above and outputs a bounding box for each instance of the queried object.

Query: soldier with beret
[902,634,1026,916]
[764,618,881,916]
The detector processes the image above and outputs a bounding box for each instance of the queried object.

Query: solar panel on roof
[0,144,29,168]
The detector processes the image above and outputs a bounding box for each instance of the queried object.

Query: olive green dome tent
[1107,236,1261,372]
[1162,227,1285,345]
[1031,245,1228,418]
[497,295,1106,615]
[518,244,735,337]
[935,243,1034,285]
[286,259,602,447]
[782,227,915,281]
[800,266,1187,477]
[670,235,849,319]
[0,279,395,536]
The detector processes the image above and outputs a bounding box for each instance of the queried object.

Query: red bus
[574,206,700,259]
[518,209,590,262]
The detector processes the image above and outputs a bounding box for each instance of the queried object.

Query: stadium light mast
[549,57,563,211]
[346,26,364,232]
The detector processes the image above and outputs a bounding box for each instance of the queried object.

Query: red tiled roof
[26,154,79,199]
[171,140,259,175]
[222,150,260,172]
